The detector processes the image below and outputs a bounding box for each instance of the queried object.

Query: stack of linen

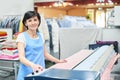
[0,41,18,60]
[0,41,18,55]
[0,31,7,43]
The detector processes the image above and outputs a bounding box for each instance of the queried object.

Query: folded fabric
[0,53,19,60]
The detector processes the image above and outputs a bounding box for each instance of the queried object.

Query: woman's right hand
[30,63,43,72]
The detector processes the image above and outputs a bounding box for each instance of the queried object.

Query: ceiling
[34,0,120,7]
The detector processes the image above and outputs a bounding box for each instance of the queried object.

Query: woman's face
[25,16,39,31]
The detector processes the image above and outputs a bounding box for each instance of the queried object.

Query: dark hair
[22,11,41,30]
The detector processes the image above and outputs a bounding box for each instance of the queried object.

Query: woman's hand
[57,59,67,63]
[30,63,43,72]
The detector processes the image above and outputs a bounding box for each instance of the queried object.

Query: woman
[16,11,67,80]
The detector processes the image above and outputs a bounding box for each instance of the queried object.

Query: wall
[0,0,34,16]
[38,7,66,18]
[68,8,87,16]
[37,7,87,18]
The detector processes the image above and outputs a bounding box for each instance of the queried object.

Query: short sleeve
[16,33,26,45]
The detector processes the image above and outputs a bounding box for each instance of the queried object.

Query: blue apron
[17,32,45,80]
